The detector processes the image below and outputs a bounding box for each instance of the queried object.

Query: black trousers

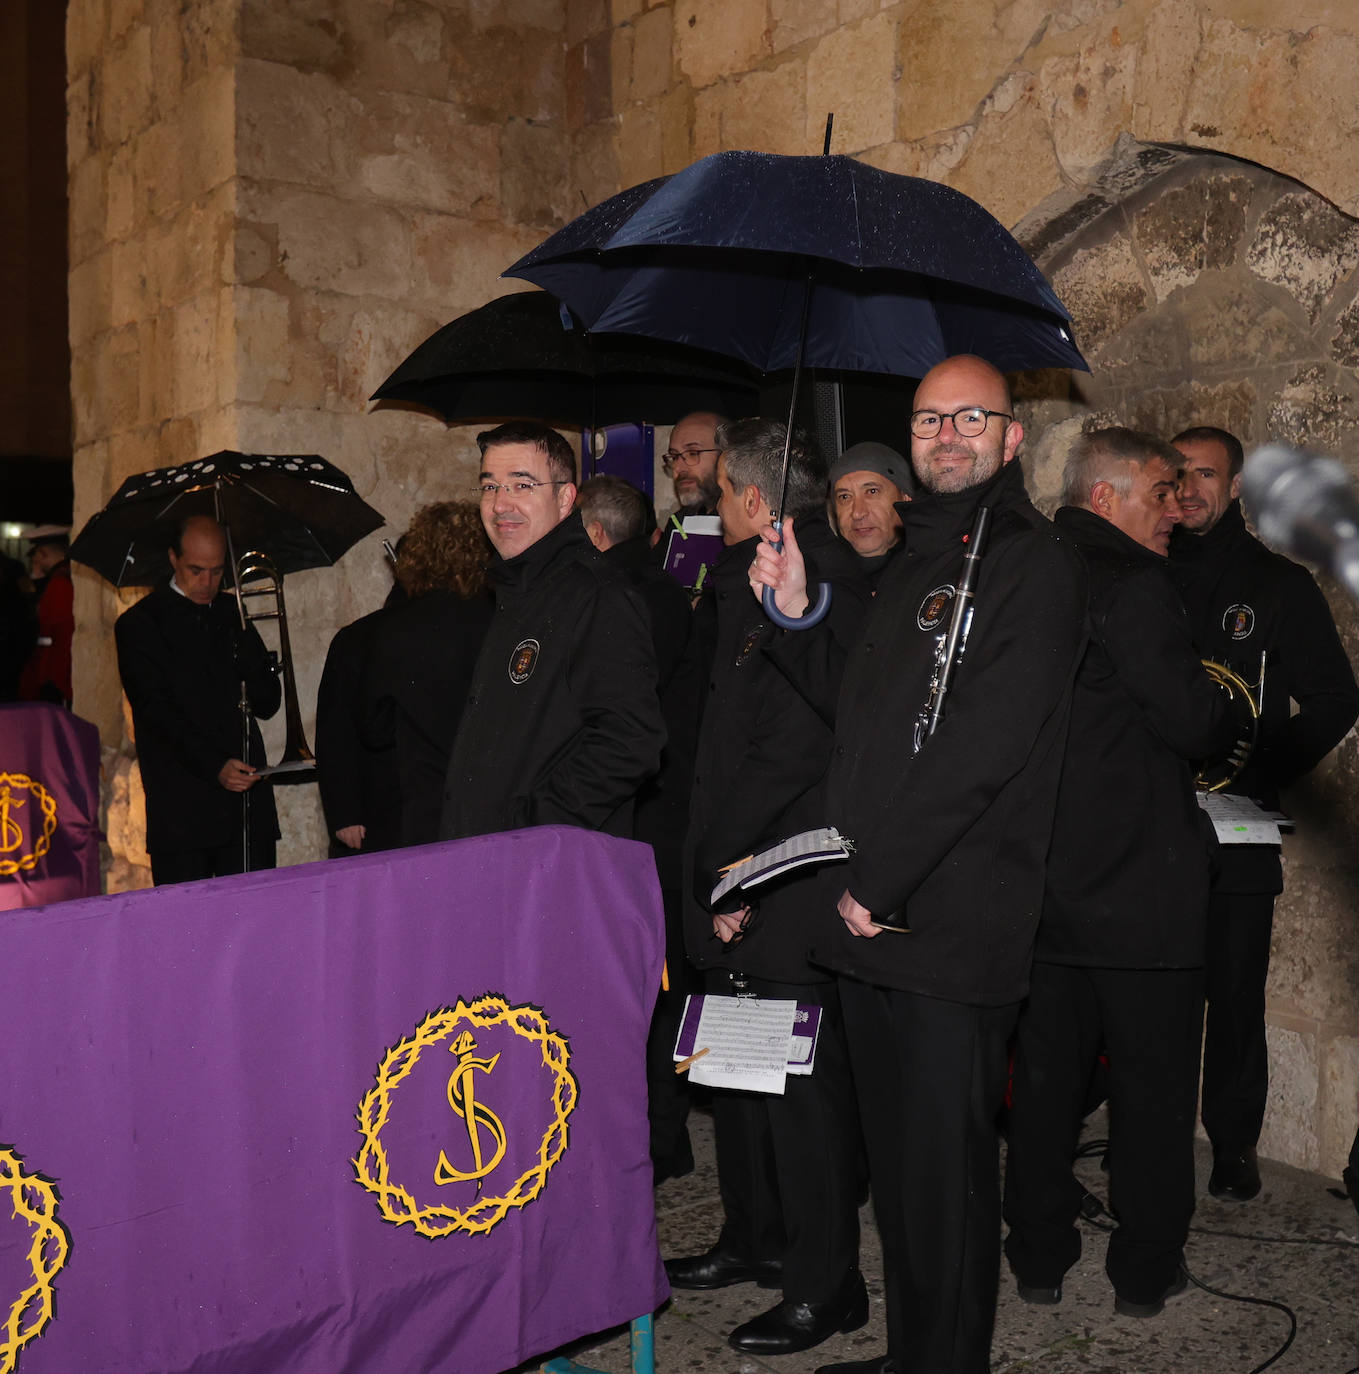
[646,880,701,1175]
[151,837,276,886]
[1201,891,1275,1152]
[1003,962,1205,1305]
[839,978,1018,1374]
[707,971,861,1304]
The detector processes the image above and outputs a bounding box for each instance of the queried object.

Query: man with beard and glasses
[752,355,1087,1374]
[664,411,727,515]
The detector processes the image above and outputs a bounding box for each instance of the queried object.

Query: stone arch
[1011,139,1359,515]
[1009,137,1359,1176]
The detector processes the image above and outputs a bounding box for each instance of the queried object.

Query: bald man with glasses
[440,421,665,842]
[664,411,727,514]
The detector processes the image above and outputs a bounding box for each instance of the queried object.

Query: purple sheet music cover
[0,827,667,1373]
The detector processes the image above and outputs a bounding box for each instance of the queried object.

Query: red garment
[18,561,73,704]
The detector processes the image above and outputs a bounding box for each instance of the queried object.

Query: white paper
[710,827,852,905]
[685,997,797,1094]
[1196,790,1282,845]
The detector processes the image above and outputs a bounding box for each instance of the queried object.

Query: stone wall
[68,0,570,886]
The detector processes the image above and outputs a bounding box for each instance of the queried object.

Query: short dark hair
[1062,426,1184,508]
[717,417,827,522]
[576,475,650,545]
[476,421,577,485]
[1171,425,1244,478]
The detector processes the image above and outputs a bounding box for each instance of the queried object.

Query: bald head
[667,410,726,511]
[169,515,227,604]
[909,355,1022,496]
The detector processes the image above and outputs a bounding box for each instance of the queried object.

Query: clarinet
[875,505,992,933]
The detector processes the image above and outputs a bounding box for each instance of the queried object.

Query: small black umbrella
[504,149,1088,377]
[70,451,384,587]
[370,290,761,427]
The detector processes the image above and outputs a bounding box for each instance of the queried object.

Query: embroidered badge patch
[917,585,955,632]
[354,994,577,1240]
[0,773,58,878]
[1222,604,1255,641]
[508,638,540,684]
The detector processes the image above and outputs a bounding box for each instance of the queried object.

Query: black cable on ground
[1070,1138,1307,1374]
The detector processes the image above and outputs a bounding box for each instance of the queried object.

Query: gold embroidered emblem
[0,1145,71,1374]
[353,995,577,1239]
[0,776,57,879]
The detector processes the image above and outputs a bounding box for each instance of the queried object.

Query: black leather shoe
[1114,1269,1188,1318]
[728,1270,868,1355]
[1016,1280,1062,1305]
[664,1245,782,1290]
[1209,1147,1261,1201]
[814,1358,895,1374]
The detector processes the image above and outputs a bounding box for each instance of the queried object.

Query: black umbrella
[70,451,384,587]
[504,149,1087,377]
[371,291,762,427]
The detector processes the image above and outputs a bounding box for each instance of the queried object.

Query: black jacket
[604,535,700,893]
[684,515,870,984]
[1171,502,1359,892]
[362,589,494,847]
[778,461,1088,1007]
[316,607,401,852]
[440,514,665,840]
[1039,508,1234,968]
[115,583,280,855]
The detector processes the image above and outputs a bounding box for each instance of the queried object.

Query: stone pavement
[536,1107,1359,1374]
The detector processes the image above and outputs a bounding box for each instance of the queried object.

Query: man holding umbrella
[116,515,281,885]
[755,355,1087,1374]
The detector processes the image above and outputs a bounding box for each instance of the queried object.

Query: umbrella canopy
[70,452,384,587]
[505,150,1088,377]
[371,291,762,427]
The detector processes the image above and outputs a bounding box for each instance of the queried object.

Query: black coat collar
[899,460,1032,556]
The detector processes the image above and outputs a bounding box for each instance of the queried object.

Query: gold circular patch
[0,774,58,878]
[0,1145,71,1374]
[353,994,577,1239]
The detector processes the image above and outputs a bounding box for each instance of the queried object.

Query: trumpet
[1195,653,1266,793]
[232,549,317,777]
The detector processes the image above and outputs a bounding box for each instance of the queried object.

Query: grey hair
[576,474,650,545]
[1062,426,1183,508]
[716,417,827,521]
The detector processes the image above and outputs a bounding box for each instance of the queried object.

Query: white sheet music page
[687,997,798,1094]
[1196,791,1282,845]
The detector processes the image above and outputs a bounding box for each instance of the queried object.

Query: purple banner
[0,704,101,910]
[0,827,668,1373]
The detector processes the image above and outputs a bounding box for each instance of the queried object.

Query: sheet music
[710,827,852,905]
[1196,790,1282,845]
[674,996,798,1094]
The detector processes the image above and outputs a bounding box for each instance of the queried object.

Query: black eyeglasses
[663,447,720,474]
[909,408,1012,440]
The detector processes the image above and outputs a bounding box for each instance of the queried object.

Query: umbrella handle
[761,574,832,630]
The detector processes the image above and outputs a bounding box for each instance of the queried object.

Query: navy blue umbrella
[503,150,1087,378]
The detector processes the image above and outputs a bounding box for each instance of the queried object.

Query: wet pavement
[536,1106,1359,1374]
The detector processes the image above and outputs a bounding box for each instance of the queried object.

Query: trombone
[232,548,317,776]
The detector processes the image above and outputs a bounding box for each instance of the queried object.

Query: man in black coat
[755,355,1088,1374]
[115,515,281,885]
[579,473,703,1182]
[440,422,665,840]
[1003,428,1235,1319]
[665,418,870,1357]
[1170,425,1359,1201]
